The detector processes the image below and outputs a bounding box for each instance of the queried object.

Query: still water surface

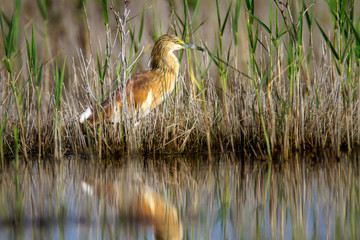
[0,153,359,239]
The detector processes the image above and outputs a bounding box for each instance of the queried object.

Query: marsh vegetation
[1,1,360,239]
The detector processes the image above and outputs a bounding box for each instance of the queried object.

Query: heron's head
[151,34,204,56]
[150,34,204,71]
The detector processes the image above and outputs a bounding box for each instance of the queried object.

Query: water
[0,152,359,239]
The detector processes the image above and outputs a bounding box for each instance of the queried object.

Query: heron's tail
[79,107,92,123]
[79,106,100,126]
[79,90,123,126]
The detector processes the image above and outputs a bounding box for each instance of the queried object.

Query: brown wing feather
[86,71,156,126]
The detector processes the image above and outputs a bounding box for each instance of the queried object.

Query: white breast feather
[140,90,153,117]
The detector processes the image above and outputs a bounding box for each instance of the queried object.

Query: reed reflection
[0,153,358,239]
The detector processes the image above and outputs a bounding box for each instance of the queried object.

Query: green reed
[35,0,50,95]
[0,1,28,161]
[128,4,147,63]
[90,0,111,160]
[25,26,44,162]
[185,0,211,153]
[215,0,231,101]
[1,0,360,158]
[232,0,241,68]
[151,0,159,41]
[244,0,272,159]
[183,0,199,98]
[54,61,66,160]
[315,0,358,153]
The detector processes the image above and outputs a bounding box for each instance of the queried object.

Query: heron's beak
[182,42,205,52]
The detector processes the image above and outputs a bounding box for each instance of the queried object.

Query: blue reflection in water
[0,153,359,240]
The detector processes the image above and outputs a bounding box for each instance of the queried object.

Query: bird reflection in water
[81,179,183,240]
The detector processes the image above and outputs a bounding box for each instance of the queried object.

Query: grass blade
[315,18,339,60]
[101,0,108,26]
[221,1,232,36]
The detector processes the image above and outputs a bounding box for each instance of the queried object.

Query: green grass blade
[127,5,151,21]
[1,14,15,59]
[13,0,21,49]
[216,0,221,29]
[221,1,232,36]
[297,9,303,47]
[232,0,241,45]
[345,13,360,44]
[25,29,31,64]
[253,25,259,52]
[0,13,6,49]
[128,23,138,53]
[36,63,44,87]
[340,38,353,63]
[260,55,280,87]
[54,60,66,110]
[0,9,10,25]
[36,0,48,20]
[152,1,158,40]
[190,0,199,26]
[101,0,108,26]
[250,12,271,34]
[138,6,145,42]
[202,41,252,80]
[6,17,15,58]
[303,1,312,30]
[193,19,207,33]
[31,26,38,72]
[182,0,189,37]
[315,19,339,60]
[96,49,105,84]
[167,0,184,30]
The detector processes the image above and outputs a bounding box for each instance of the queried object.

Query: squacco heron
[79,34,204,126]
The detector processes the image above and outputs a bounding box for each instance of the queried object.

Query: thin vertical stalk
[246,0,272,159]
[0,115,6,167]
[54,61,66,160]
[1,5,28,161]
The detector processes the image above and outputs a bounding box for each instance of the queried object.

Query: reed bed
[1,0,360,159]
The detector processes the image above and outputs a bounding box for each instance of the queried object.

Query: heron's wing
[126,70,156,108]
[83,71,156,126]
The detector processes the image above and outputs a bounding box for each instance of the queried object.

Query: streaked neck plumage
[150,41,180,82]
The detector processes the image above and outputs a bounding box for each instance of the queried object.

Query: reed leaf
[315,19,339,60]
[232,0,241,46]
[190,0,199,26]
[36,0,48,20]
[220,1,232,36]
[55,61,66,110]
[101,0,108,26]
[138,6,145,42]
[0,14,15,61]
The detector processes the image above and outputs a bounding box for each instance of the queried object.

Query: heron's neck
[151,51,180,77]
